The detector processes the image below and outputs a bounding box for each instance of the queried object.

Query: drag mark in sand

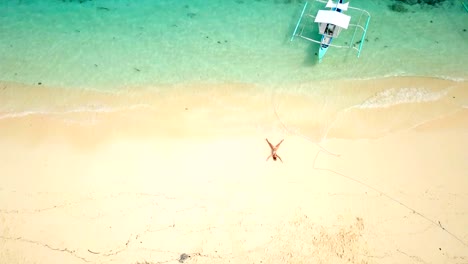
[0,191,177,217]
[312,150,468,248]
[271,92,468,248]
[271,94,340,157]
[0,235,90,263]
[396,249,429,264]
[0,196,205,263]
[134,252,204,264]
[0,191,197,263]
[87,249,99,254]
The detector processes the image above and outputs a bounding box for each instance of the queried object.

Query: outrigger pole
[461,1,468,12]
[356,13,370,57]
[351,10,370,58]
[291,2,309,41]
[347,4,371,58]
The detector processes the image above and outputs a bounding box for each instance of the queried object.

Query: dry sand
[0,78,467,264]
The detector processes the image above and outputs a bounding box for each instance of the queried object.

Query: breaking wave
[357,87,450,109]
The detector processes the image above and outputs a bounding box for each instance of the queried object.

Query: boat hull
[318,35,332,62]
[317,0,344,62]
[318,45,328,62]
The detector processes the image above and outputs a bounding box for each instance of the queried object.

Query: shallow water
[0,0,467,89]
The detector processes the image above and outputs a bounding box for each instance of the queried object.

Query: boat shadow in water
[303,39,360,66]
[303,42,322,66]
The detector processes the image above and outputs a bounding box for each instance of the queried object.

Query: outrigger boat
[291,0,371,62]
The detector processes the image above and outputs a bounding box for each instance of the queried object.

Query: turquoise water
[0,0,467,89]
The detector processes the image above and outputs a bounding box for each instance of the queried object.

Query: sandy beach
[1,77,468,264]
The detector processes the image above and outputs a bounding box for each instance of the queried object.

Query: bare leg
[266,138,274,150]
[275,139,284,149]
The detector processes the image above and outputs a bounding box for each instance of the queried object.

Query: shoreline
[1,76,467,143]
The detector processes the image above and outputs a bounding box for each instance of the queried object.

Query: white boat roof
[314,10,351,29]
[325,0,349,11]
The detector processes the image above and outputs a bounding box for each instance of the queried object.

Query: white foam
[358,87,449,109]
[344,74,466,83]
[0,104,152,120]
[432,75,466,82]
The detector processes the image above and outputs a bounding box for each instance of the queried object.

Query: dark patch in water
[61,0,92,3]
[389,3,408,12]
[61,0,91,3]
[395,0,446,6]
[97,6,110,11]
[390,0,447,12]
[37,82,42,85]
[187,12,196,18]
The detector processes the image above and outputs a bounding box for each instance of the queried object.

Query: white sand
[0,78,467,264]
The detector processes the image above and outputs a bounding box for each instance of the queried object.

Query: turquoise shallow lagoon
[0,0,467,89]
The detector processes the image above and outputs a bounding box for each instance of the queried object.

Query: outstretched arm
[277,155,283,163]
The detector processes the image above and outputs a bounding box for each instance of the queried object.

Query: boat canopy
[314,10,351,29]
[325,0,349,11]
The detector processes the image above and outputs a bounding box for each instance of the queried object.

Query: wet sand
[0,78,467,263]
